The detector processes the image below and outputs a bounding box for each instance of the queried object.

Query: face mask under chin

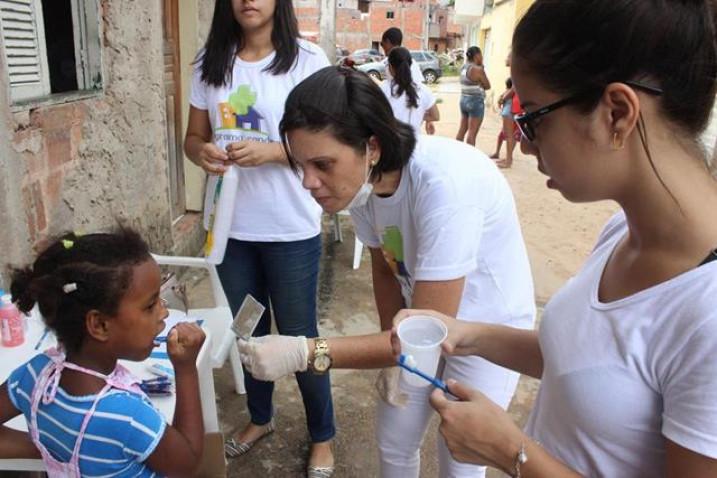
[345,144,375,210]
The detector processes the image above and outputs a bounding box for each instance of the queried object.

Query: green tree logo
[228,85,256,115]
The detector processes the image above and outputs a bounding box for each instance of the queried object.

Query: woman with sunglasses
[419,0,717,476]
[240,65,536,478]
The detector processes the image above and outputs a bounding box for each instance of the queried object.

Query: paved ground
[182,76,618,477]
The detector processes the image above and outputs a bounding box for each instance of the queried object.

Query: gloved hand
[375,367,408,407]
[238,335,308,382]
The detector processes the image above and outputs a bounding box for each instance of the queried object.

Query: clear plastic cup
[397,315,447,387]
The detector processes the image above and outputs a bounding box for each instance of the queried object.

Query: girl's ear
[86,310,111,343]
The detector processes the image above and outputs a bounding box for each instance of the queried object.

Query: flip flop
[224,420,275,458]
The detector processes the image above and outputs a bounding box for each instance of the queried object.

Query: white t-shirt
[350,135,535,328]
[526,212,717,476]
[383,57,425,84]
[379,80,436,133]
[190,39,329,241]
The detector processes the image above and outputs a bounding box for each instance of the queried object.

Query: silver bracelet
[514,442,528,478]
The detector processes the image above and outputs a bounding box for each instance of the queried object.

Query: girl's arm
[370,247,406,332]
[145,323,205,475]
[0,383,39,459]
[423,104,440,123]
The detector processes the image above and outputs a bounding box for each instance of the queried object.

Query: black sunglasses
[513,81,663,142]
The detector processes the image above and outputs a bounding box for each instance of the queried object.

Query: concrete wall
[0,1,180,286]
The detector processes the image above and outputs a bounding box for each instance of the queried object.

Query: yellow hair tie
[62,239,74,250]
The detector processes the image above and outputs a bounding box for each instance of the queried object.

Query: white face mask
[346,144,375,211]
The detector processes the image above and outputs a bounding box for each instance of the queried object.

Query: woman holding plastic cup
[239,65,536,478]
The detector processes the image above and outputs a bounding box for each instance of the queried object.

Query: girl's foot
[308,440,334,477]
[496,159,513,169]
[490,152,500,159]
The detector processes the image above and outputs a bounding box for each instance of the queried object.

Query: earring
[612,131,624,150]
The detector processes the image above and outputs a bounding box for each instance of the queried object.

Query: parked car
[357,50,443,84]
[335,46,350,65]
[348,48,384,66]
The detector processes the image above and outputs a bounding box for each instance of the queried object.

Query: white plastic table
[0,311,219,472]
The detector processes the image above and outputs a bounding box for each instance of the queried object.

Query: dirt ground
[194,77,619,478]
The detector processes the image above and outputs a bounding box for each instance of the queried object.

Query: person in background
[183,0,335,475]
[0,230,205,477]
[456,46,490,146]
[380,47,440,135]
[380,27,425,84]
[490,78,519,166]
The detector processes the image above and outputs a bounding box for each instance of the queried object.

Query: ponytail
[388,47,419,109]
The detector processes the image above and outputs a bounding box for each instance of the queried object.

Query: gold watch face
[314,354,332,372]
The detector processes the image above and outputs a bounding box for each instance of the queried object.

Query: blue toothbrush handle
[397,355,451,394]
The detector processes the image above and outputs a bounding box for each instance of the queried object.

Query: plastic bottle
[204,164,239,265]
[0,294,24,347]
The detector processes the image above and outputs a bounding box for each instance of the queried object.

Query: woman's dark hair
[197,0,301,87]
[9,229,152,353]
[279,66,417,181]
[466,46,482,63]
[388,47,418,109]
[513,0,716,137]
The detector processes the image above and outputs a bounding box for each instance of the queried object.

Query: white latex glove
[375,367,408,407]
[238,335,308,382]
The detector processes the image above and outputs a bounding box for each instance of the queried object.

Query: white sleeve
[300,41,331,78]
[350,207,381,248]
[412,62,425,83]
[662,316,717,458]
[420,84,436,112]
[189,60,208,111]
[413,176,483,281]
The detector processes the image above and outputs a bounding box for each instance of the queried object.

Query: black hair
[513,0,716,137]
[279,66,417,182]
[8,229,151,353]
[506,78,513,89]
[466,46,482,63]
[388,47,419,109]
[197,0,301,87]
[382,27,403,47]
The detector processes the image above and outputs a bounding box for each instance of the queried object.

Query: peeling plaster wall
[0,1,174,285]
[198,0,215,44]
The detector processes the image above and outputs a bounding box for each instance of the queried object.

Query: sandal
[224,420,275,458]
[307,465,335,478]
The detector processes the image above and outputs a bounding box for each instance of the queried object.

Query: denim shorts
[501,100,513,118]
[460,94,485,118]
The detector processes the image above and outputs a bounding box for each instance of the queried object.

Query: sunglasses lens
[516,119,533,142]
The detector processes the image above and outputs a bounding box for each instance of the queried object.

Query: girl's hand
[226,141,280,167]
[391,309,481,358]
[197,142,229,174]
[430,380,524,473]
[167,323,205,370]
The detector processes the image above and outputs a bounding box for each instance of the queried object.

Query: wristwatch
[310,338,332,374]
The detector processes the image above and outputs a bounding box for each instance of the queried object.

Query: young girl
[183,0,335,473]
[490,78,520,167]
[379,47,440,134]
[420,0,717,476]
[456,46,491,146]
[0,229,206,477]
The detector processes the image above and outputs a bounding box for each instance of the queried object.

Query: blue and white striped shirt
[7,353,166,477]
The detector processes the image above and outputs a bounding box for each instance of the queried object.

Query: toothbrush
[397,354,454,396]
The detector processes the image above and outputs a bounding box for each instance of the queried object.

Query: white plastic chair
[152,254,245,394]
[332,211,364,270]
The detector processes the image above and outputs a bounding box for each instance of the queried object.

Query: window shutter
[0,0,50,102]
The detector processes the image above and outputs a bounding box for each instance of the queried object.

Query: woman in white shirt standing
[379,47,440,135]
[183,0,335,475]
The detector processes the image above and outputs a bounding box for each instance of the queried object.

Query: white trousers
[376,354,520,478]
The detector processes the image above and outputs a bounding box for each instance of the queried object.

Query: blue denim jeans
[217,235,335,442]
[460,94,486,118]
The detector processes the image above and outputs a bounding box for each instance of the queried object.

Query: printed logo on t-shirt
[381,226,413,301]
[215,84,269,146]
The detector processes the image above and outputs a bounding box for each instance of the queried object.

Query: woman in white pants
[240,65,536,478]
